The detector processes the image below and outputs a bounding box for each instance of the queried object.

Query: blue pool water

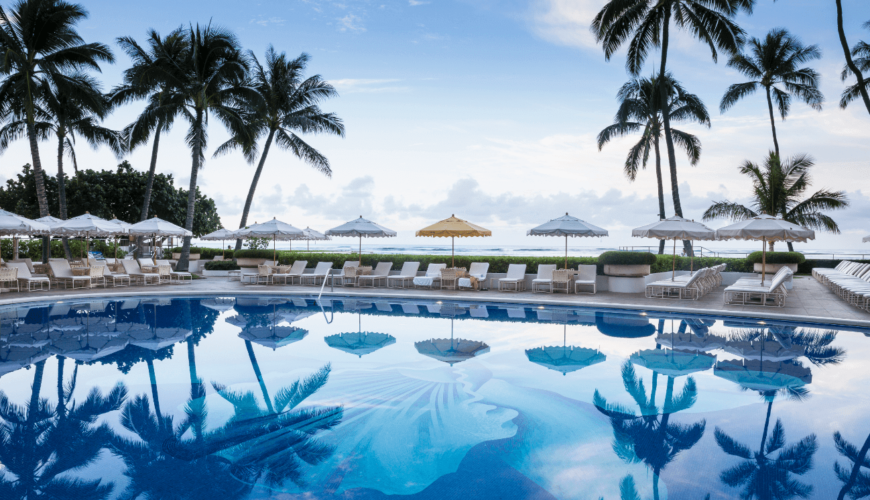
[1,295,869,500]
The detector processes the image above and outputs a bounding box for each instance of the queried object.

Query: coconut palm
[598,73,709,254]
[834,430,870,500]
[594,361,705,500]
[702,152,849,251]
[720,29,823,157]
[112,28,187,225]
[591,0,751,255]
[836,3,870,114]
[839,20,870,112]
[0,0,114,261]
[216,48,344,251]
[148,23,253,271]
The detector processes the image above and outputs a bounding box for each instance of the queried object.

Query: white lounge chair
[49,260,91,289]
[273,261,307,285]
[574,265,597,294]
[137,258,158,272]
[413,263,447,289]
[531,264,557,293]
[724,268,792,307]
[156,260,193,283]
[498,264,527,292]
[7,263,49,291]
[387,262,421,288]
[646,270,708,300]
[358,262,393,288]
[121,260,160,286]
[300,262,333,286]
[91,261,131,287]
[458,262,489,290]
[329,261,360,286]
[10,258,47,278]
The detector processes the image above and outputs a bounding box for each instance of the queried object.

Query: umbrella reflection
[526,321,605,376]
[326,300,396,358]
[415,303,489,366]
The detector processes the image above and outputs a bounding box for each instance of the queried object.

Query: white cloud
[409,0,429,5]
[527,0,601,50]
[250,16,285,27]
[338,14,365,33]
[329,78,408,93]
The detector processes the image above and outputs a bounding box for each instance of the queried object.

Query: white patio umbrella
[300,227,330,251]
[528,213,608,269]
[716,214,814,284]
[201,228,237,259]
[54,213,128,261]
[632,216,716,280]
[0,209,51,236]
[128,217,192,263]
[326,216,397,265]
[235,218,304,264]
[108,217,133,261]
[35,215,64,229]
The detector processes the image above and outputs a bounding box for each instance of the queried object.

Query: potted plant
[747,251,805,274]
[598,251,656,277]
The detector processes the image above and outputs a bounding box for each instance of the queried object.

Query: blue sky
[1,0,869,250]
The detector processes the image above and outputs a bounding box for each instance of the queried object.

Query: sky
[1,0,869,252]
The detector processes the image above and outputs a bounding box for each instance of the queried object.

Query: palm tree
[217,47,345,251]
[836,2,870,114]
[112,28,187,226]
[839,20,870,112]
[150,23,252,272]
[594,361,705,500]
[598,73,709,254]
[0,0,113,261]
[834,430,870,500]
[702,152,849,252]
[591,0,751,254]
[720,29,823,157]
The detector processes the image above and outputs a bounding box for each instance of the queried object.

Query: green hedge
[598,251,658,266]
[166,247,234,260]
[234,249,279,260]
[747,251,806,264]
[204,260,240,270]
[1,238,126,261]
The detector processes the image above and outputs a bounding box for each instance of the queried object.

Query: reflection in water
[834,431,870,500]
[526,324,606,375]
[415,303,490,366]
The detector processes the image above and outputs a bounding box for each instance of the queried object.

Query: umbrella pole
[452,236,455,268]
[672,239,676,281]
[690,240,694,272]
[762,236,766,285]
[565,235,568,270]
[273,235,276,265]
[358,236,362,266]
[152,234,157,264]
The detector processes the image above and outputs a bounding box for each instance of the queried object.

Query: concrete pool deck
[2,275,869,328]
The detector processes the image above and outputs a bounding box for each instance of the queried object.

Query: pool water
[1,296,869,500]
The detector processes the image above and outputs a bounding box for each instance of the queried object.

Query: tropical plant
[591,0,751,255]
[0,0,114,261]
[720,29,823,157]
[836,3,870,114]
[839,20,870,112]
[833,430,870,500]
[112,28,187,224]
[598,73,709,253]
[702,152,849,251]
[215,48,344,250]
[593,361,706,500]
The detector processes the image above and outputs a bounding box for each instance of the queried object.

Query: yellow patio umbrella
[415,215,492,267]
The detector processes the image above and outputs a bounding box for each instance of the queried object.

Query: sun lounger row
[646,265,725,300]
[723,266,792,307]
[812,261,870,311]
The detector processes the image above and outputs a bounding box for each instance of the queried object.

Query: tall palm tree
[720,29,823,157]
[111,28,187,225]
[150,23,252,272]
[839,20,870,111]
[834,430,870,500]
[0,0,113,261]
[836,2,870,115]
[702,152,848,252]
[598,73,709,254]
[591,0,751,255]
[216,47,345,251]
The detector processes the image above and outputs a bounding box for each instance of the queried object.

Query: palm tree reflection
[833,430,870,500]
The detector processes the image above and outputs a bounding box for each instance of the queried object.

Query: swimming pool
[1,295,868,499]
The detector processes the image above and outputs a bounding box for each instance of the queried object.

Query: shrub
[166,247,233,260]
[598,251,658,266]
[234,249,279,260]
[204,260,240,270]
[1,238,126,261]
[746,251,806,264]
[651,254,754,273]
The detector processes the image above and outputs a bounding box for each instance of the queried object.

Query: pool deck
[2,275,869,328]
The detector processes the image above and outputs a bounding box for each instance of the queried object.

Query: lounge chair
[6,263,49,291]
[90,260,131,287]
[458,262,489,290]
[156,260,193,283]
[413,264,447,289]
[574,265,597,294]
[497,264,527,292]
[401,303,420,315]
[329,261,360,286]
[137,258,158,272]
[387,262,421,288]
[723,268,792,307]
[0,266,20,292]
[121,260,160,286]
[358,262,393,288]
[646,270,708,300]
[10,258,47,278]
[49,260,91,289]
[273,261,307,285]
[300,262,333,286]
[531,264,557,293]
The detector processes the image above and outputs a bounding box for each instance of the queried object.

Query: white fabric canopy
[301,227,330,240]
[326,216,397,238]
[235,218,303,240]
[528,213,609,237]
[127,217,192,237]
[715,214,815,242]
[35,215,64,229]
[54,213,127,237]
[0,209,50,236]
[201,228,237,240]
[108,218,134,230]
[632,216,716,241]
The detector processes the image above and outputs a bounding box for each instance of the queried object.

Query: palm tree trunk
[657,10,692,257]
[836,0,870,115]
[56,130,73,260]
[654,134,666,254]
[136,123,163,259]
[146,356,163,426]
[765,87,781,157]
[187,339,199,385]
[178,110,204,272]
[56,356,66,419]
[235,128,277,251]
[838,431,870,500]
[25,119,51,263]
[245,340,275,413]
[760,400,773,453]
[22,360,46,497]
